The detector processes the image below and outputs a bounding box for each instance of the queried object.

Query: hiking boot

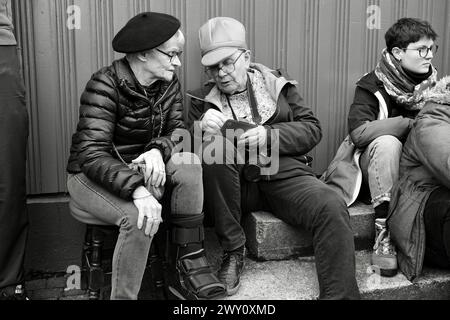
[371,218,397,277]
[218,246,246,296]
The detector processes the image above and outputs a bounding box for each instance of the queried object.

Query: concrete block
[243,202,375,260]
[26,279,47,290]
[46,275,69,289]
[29,288,64,300]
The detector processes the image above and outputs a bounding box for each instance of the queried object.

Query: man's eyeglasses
[155,48,182,63]
[205,50,246,77]
[401,45,438,58]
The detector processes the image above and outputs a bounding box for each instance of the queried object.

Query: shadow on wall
[25,199,86,275]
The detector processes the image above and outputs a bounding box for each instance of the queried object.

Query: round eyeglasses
[401,45,438,58]
[204,50,246,78]
[155,48,183,63]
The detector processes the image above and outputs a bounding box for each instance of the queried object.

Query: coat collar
[111,57,175,101]
[188,63,298,111]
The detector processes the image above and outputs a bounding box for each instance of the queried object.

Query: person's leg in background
[423,187,450,269]
[259,174,360,300]
[360,135,402,276]
[0,45,29,300]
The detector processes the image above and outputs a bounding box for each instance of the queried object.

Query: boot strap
[172,226,204,245]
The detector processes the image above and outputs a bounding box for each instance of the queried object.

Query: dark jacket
[187,63,322,180]
[0,0,16,45]
[348,71,416,148]
[67,58,185,200]
[321,71,415,206]
[388,77,450,281]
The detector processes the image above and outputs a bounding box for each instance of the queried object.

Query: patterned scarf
[375,48,437,110]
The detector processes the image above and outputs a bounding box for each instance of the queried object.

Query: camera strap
[224,74,262,125]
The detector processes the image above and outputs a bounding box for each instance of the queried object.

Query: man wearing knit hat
[67,12,225,300]
[188,17,360,299]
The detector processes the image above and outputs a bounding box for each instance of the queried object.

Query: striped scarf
[375,48,437,110]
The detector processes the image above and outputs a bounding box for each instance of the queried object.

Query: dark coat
[186,63,322,180]
[348,71,416,148]
[67,58,185,200]
[321,71,416,206]
[388,78,450,280]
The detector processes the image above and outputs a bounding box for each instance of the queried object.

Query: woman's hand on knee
[132,149,166,188]
[132,189,163,237]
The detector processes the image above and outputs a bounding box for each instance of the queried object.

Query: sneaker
[371,218,397,277]
[218,246,246,296]
[0,285,30,300]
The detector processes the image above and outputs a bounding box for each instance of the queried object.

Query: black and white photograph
[1,0,449,310]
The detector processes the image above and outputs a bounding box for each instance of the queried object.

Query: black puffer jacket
[67,58,185,200]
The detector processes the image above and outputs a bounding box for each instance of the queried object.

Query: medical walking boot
[166,213,226,300]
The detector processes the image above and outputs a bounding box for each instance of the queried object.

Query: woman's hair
[385,18,437,53]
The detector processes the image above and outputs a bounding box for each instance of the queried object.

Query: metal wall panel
[12,0,450,194]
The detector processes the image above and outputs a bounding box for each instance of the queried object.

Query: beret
[112,12,181,53]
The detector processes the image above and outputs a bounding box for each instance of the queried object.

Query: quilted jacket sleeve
[76,72,144,200]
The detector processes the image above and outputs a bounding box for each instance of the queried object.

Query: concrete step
[203,229,450,300]
[243,201,375,260]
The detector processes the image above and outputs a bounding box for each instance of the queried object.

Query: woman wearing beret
[67,12,225,300]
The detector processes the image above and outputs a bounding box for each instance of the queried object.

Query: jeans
[202,137,360,299]
[67,152,203,300]
[0,46,29,290]
[423,187,450,269]
[360,135,402,208]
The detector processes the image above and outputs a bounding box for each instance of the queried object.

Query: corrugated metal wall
[12,0,450,195]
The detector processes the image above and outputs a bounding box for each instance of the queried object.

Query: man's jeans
[67,153,203,300]
[360,135,402,208]
[202,136,360,299]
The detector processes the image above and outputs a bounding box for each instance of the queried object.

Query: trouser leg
[67,173,152,300]
[0,46,29,290]
[259,174,360,300]
[202,136,248,252]
[423,187,450,269]
[164,152,226,300]
[360,135,402,216]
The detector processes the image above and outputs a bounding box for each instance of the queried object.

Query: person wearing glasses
[187,17,360,299]
[322,18,438,278]
[67,12,225,300]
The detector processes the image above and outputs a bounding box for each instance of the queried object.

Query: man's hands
[132,186,162,237]
[132,149,166,188]
[200,109,227,134]
[237,125,268,150]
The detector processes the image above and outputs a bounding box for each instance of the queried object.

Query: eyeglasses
[205,50,246,77]
[401,45,438,58]
[155,48,183,63]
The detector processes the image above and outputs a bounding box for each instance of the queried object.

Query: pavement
[24,228,450,300]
